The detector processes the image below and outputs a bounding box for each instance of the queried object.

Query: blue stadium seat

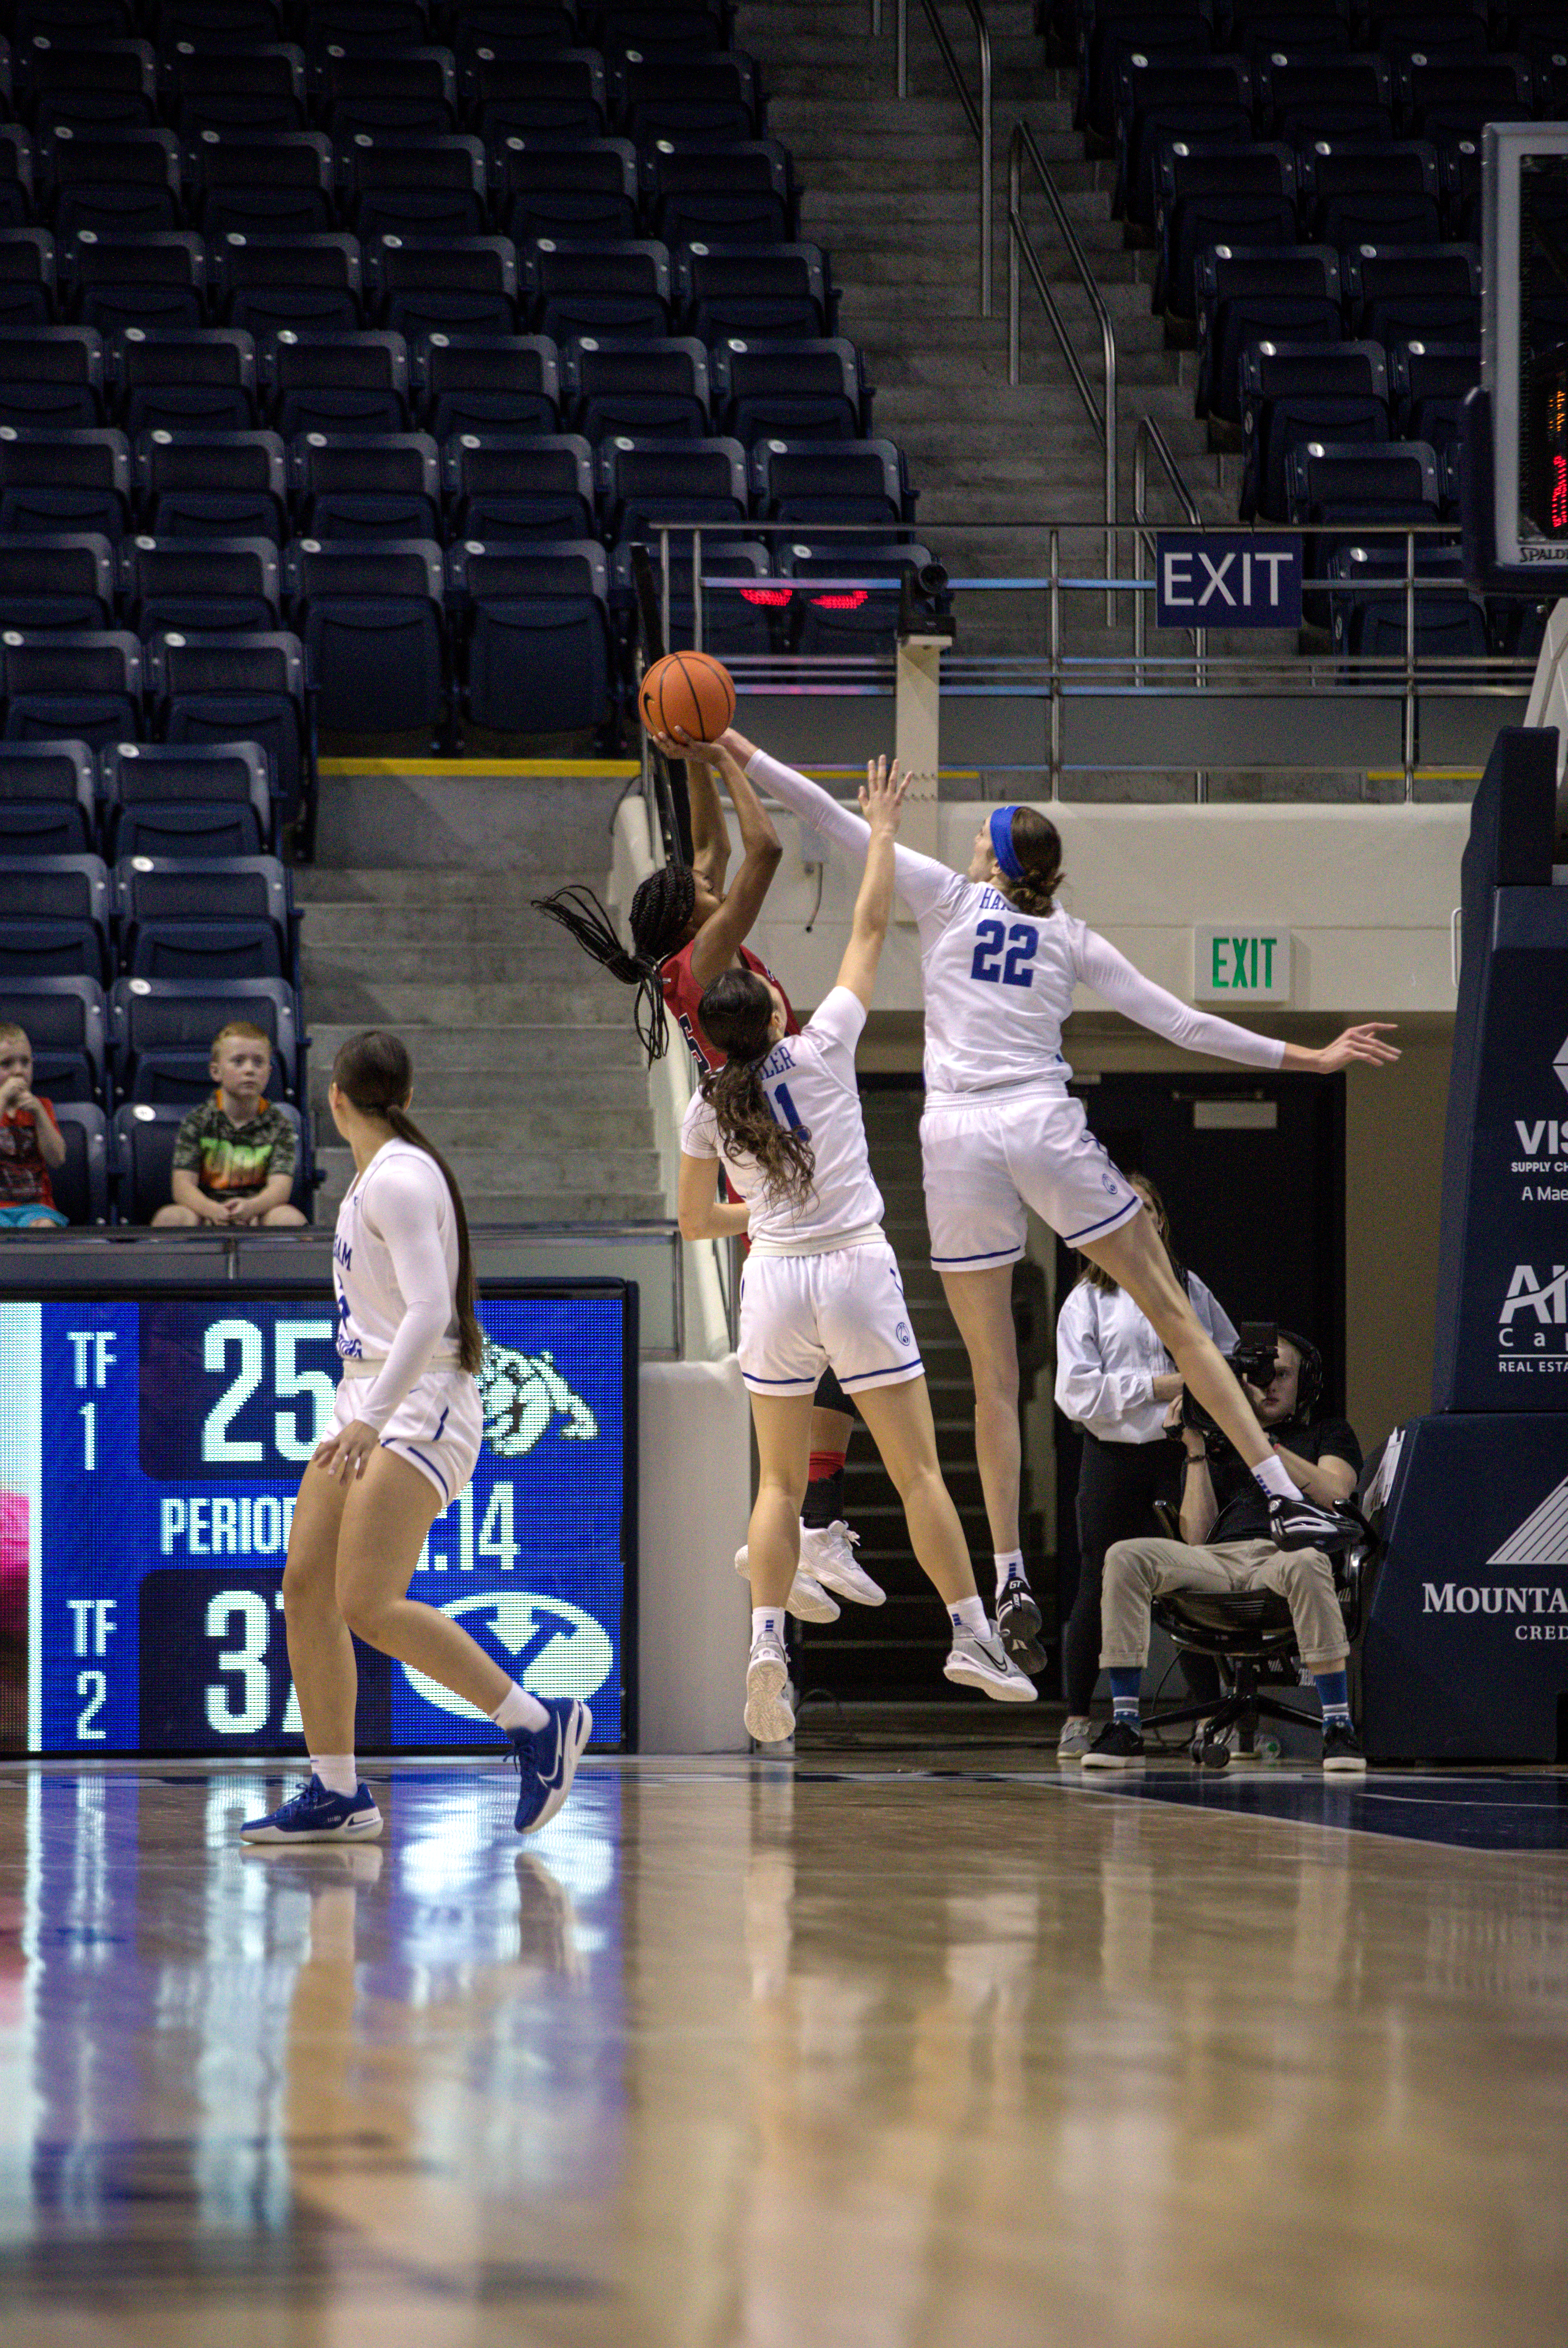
[1341,242,1480,345]
[305,0,434,59]
[599,432,747,541]
[1239,340,1390,520]
[525,236,671,340]
[493,136,640,245]
[133,427,288,537]
[1297,139,1442,252]
[113,1096,308,1218]
[289,429,441,537]
[643,140,796,247]
[447,537,615,736]
[109,973,300,1102]
[415,332,562,436]
[0,532,115,628]
[750,437,913,531]
[42,127,182,242]
[1115,53,1254,228]
[0,853,110,980]
[0,974,107,1102]
[1154,140,1298,335]
[1395,51,1533,144]
[120,536,283,636]
[1255,51,1395,145]
[0,226,58,326]
[778,540,938,657]
[346,134,489,244]
[367,232,520,338]
[1220,0,1350,67]
[264,331,411,436]
[1286,437,1441,599]
[3,627,142,747]
[148,630,308,828]
[156,0,285,38]
[460,50,608,142]
[112,327,259,435]
[64,230,206,338]
[191,130,335,241]
[50,1098,108,1219]
[314,48,458,141]
[675,242,834,341]
[609,534,778,657]
[566,336,711,440]
[213,231,363,337]
[0,898,109,981]
[167,45,309,141]
[709,337,869,444]
[1328,540,1489,664]
[21,36,158,138]
[0,326,106,431]
[118,866,289,979]
[101,738,272,857]
[589,2,731,54]
[1387,336,1477,453]
[0,126,36,232]
[0,738,97,853]
[1195,243,1343,429]
[444,430,596,538]
[284,536,446,735]
[611,50,762,146]
[0,424,130,538]
[450,0,578,53]
[1078,0,1217,146]
[1369,0,1489,66]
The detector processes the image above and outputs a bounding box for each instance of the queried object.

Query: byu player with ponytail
[241,1030,590,1845]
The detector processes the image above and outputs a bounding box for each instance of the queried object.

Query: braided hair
[697,969,816,1211]
[331,1030,485,1375]
[533,866,698,1063]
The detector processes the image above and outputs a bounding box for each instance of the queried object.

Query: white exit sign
[1194,928,1292,1001]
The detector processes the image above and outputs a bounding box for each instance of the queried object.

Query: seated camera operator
[1084,1331,1365,1774]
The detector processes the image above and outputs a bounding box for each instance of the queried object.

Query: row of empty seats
[0,848,299,989]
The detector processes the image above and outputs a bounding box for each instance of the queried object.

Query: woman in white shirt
[678,760,1034,1742]
[1054,1174,1236,1762]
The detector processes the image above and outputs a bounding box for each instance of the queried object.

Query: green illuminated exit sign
[1193,928,1292,1002]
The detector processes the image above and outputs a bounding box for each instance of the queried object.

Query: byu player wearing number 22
[678,756,1034,1741]
[241,1030,590,1844]
[706,729,1399,1676]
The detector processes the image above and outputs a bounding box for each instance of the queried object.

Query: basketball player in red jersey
[535,731,881,1618]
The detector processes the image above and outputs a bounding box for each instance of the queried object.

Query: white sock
[1253,1453,1304,1503]
[491,1681,549,1735]
[311,1753,358,1798]
[752,1607,784,1645]
[993,1549,1025,1599]
[950,1594,988,1638]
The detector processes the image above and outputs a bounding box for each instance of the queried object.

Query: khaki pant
[1100,1535,1348,1676]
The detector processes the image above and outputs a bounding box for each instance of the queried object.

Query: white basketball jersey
[681,987,884,1252]
[914,881,1085,1101]
[334,1139,461,1365]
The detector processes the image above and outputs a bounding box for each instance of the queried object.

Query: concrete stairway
[297,784,664,1224]
[740,0,1230,659]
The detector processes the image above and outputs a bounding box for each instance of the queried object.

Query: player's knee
[336,1578,390,1648]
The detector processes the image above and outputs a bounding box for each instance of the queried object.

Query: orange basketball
[639,650,737,745]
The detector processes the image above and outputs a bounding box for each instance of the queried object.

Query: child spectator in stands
[153,1021,306,1229]
[0,1024,68,1230]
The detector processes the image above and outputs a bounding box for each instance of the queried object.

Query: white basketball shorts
[331,1366,484,1509]
[920,1087,1142,1271]
[738,1238,925,1398]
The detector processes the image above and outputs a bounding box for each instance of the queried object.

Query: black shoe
[1321,1718,1366,1773]
[996,1575,1046,1674]
[1082,1717,1145,1770]
[1267,1491,1358,1553]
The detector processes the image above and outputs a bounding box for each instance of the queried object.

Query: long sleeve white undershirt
[352,1156,460,1432]
[747,748,960,922]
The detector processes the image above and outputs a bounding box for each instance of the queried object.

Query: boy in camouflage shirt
[153,1022,307,1228]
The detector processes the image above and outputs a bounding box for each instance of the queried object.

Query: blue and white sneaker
[511,1697,592,1835]
[240,1775,382,1844]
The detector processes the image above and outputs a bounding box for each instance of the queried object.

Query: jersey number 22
[970,918,1038,987]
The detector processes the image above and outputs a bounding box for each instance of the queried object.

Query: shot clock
[0,1285,636,1756]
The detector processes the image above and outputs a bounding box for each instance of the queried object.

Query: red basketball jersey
[660,939,799,1071]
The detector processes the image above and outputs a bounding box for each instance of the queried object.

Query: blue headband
[989,804,1026,881]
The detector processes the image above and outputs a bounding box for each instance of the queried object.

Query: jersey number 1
[970,918,1038,987]
[769,1080,807,1135]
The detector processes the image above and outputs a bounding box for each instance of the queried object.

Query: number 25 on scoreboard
[138,1306,340,1480]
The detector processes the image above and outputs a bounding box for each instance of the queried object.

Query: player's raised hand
[1314,1023,1401,1073]
[859,754,913,834]
[646,718,722,767]
[314,1417,379,1482]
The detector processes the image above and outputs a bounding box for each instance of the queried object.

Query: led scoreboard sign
[0,1286,636,1757]
[1483,124,1568,570]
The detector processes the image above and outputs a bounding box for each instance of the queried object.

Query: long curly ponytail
[532,866,697,1064]
[697,969,816,1211]
[332,1030,485,1375]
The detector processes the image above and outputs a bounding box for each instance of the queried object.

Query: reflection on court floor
[1,1758,1566,2347]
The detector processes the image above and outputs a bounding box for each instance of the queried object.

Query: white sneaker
[944,1626,1038,1703]
[799,1519,885,1607]
[745,1635,796,1743]
[734,1544,840,1624]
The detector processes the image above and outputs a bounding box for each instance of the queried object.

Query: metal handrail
[1133,414,1208,794]
[1007,118,1117,618]
[894,0,992,317]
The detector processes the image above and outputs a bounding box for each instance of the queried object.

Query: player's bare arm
[652,723,784,989]
[677,1149,752,1242]
[836,756,911,1008]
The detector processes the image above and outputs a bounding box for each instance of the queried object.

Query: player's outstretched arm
[650,724,784,989]
[1076,929,1401,1076]
[721,732,959,925]
[835,757,911,1007]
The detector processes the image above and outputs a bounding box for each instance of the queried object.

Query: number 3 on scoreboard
[969,918,1038,987]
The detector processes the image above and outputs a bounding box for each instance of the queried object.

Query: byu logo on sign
[478,1344,597,1458]
[402,1590,614,1717]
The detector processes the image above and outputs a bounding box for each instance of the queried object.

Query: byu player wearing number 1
[698,730,1399,1673]
[678,757,1034,1741]
[241,1030,590,1844]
